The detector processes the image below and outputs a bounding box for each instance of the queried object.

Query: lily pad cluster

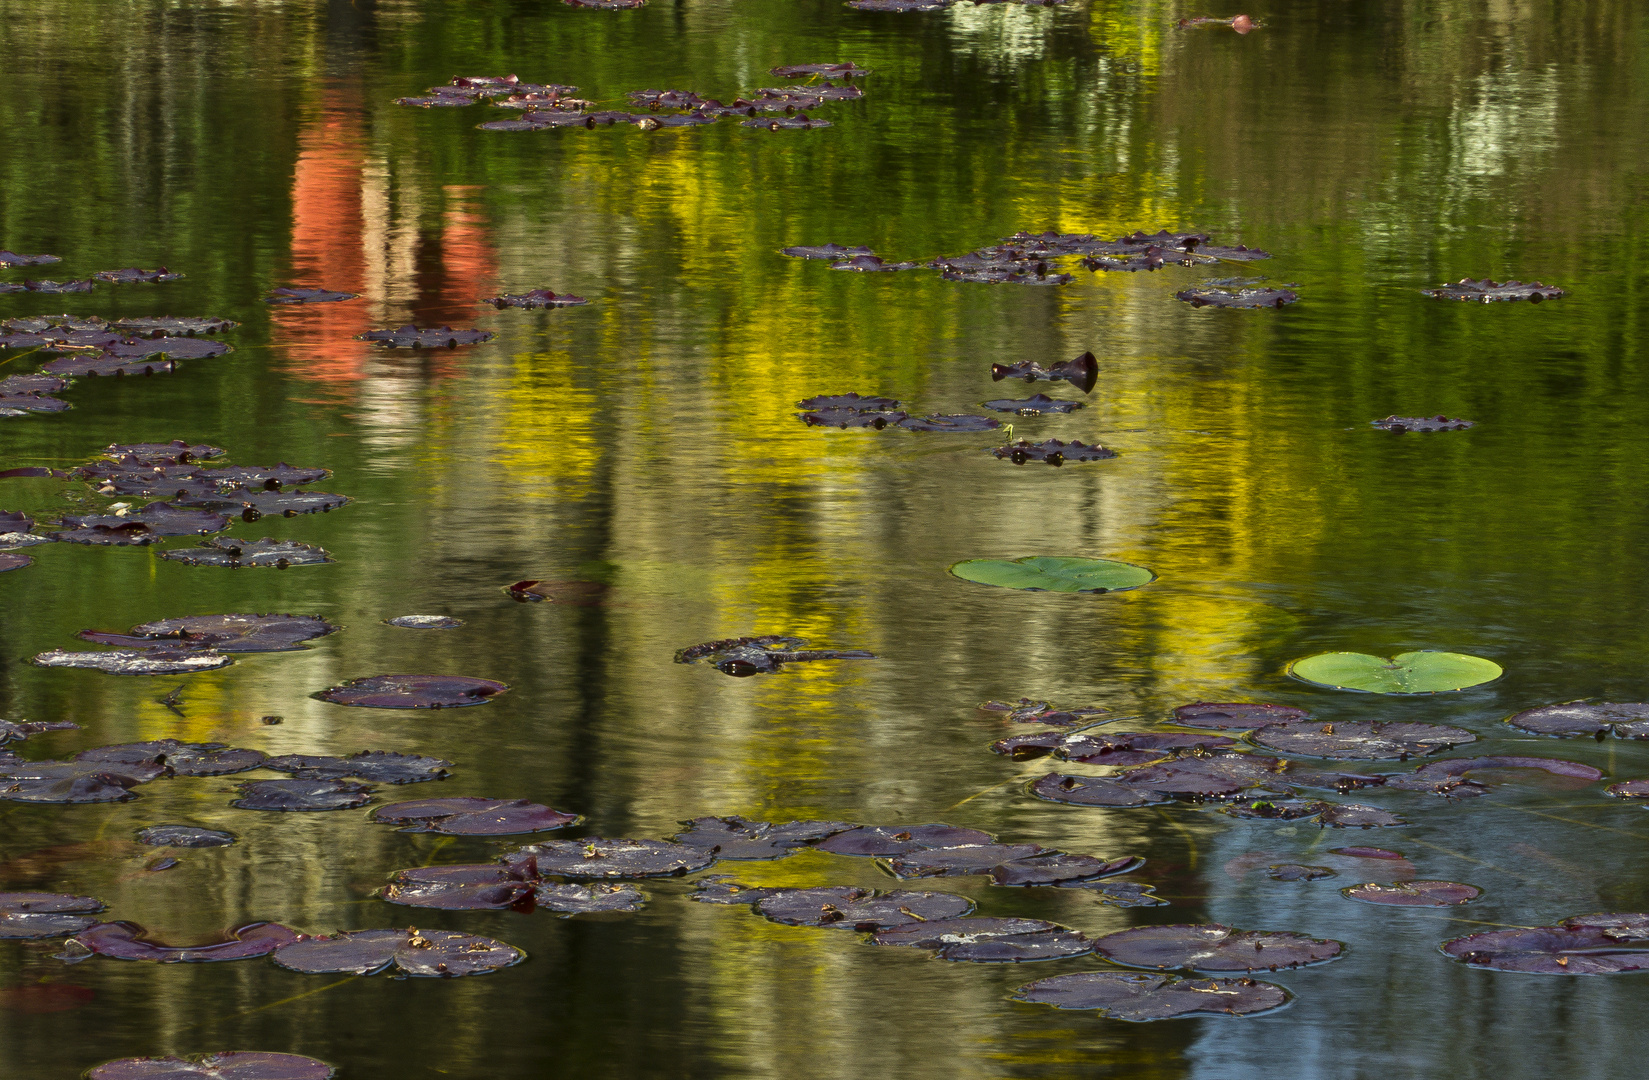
[1422,279,1565,303]
[1443,914,1649,973]
[673,635,875,676]
[30,613,335,675]
[1371,415,1475,433]
[0,315,239,417]
[795,392,1000,432]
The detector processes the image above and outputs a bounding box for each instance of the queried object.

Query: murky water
[3,0,1649,1075]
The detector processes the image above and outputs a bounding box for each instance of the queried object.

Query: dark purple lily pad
[161,537,334,568]
[135,825,235,847]
[941,266,1071,285]
[266,288,359,303]
[1562,913,1649,937]
[1012,971,1286,1020]
[672,816,855,859]
[2,373,67,394]
[1115,753,1281,799]
[110,316,237,336]
[315,674,510,708]
[40,353,178,378]
[1096,924,1342,972]
[0,766,144,804]
[564,0,646,7]
[197,464,332,487]
[1250,720,1474,761]
[46,520,163,545]
[95,268,183,284]
[396,92,480,107]
[848,0,950,10]
[271,928,524,977]
[21,279,95,293]
[357,325,494,348]
[1442,923,1649,973]
[102,441,226,464]
[799,408,909,429]
[982,395,1086,416]
[782,244,876,260]
[371,797,576,834]
[264,751,452,785]
[981,698,1108,726]
[0,551,29,571]
[1607,779,1649,799]
[0,718,78,743]
[740,115,832,130]
[0,892,104,939]
[383,615,464,629]
[32,648,230,675]
[1175,286,1297,309]
[1269,864,1336,881]
[383,864,535,910]
[505,579,609,604]
[1410,755,1602,783]
[1371,415,1475,433]
[1422,279,1565,303]
[886,843,1046,877]
[1345,880,1478,906]
[898,413,1001,432]
[1055,731,1235,765]
[672,635,875,676]
[1506,702,1649,738]
[504,838,715,879]
[230,779,374,812]
[756,84,863,103]
[990,854,1145,887]
[1171,702,1310,730]
[756,887,973,929]
[1,392,69,415]
[990,352,1099,394]
[797,392,902,411]
[101,337,231,360]
[626,88,704,108]
[77,740,266,777]
[689,877,784,905]
[0,250,60,266]
[1031,773,1169,807]
[79,613,336,653]
[59,502,230,537]
[85,1051,336,1079]
[771,62,871,78]
[830,255,920,272]
[535,882,646,915]
[71,921,300,963]
[1060,879,1168,906]
[814,824,995,856]
[1223,797,1406,828]
[481,289,589,309]
[872,917,1091,962]
[175,488,350,517]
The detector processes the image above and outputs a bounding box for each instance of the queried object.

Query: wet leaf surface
[871,917,1092,962]
[771,62,871,78]
[990,854,1145,887]
[371,797,576,834]
[1287,650,1502,693]
[1012,971,1287,1020]
[535,882,646,915]
[740,115,833,130]
[781,244,876,260]
[1442,921,1649,974]
[59,502,230,537]
[1170,702,1311,730]
[1222,797,1406,828]
[1175,285,1298,308]
[1394,756,1602,794]
[230,780,375,812]
[480,289,589,308]
[1031,773,1171,808]
[756,886,973,929]
[86,1052,335,1079]
[1249,720,1475,760]
[1506,702,1649,738]
[563,0,647,8]
[1606,779,1649,799]
[897,413,1001,432]
[672,816,856,858]
[94,268,183,283]
[1055,731,1236,765]
[992,438,1115,464]
[315,675,510,708]
[0,718,78,743]
[110,316,237,336]
[672,635,875,676]
[981,698,1109,726]
[1345,880,1479,906]
[689,878,785,905]
[847,0,951,10]
[982,394,1085,416]
[0,552,30,571]
[0,392,69,415]
[1096,924,1343,972]
[384,615,464,629]
[1116,752,1288,798]
[1177,14,1259,32]
[0,892,105,939]
[814,824,995,856]
[265,751,452,785]
[175,487,350,517]
[100,337,232,360]
[78,613,335,653]
[265,288,359,303]
[0,767,144,803]
[989,352,1098,392]
[71,921,300,963]
[40,354,179,378]
[505,580,609,604]
[1059,879,1168,906]
[78,740,266,777]
[886,843,1047,876]
[32,648,231,675]
[1371,415,1475,433]
[19,279,96,293]
[135,825,235,847]
[272,928,525,977]
[102,441,226,464]
[504,838,716,878]
[357,325,495,348]
[0,250,60,266]
[950,556,1155,593]
[1422,279,1565,302]
[830,255,921,272]
[1269,864,1336,881]
[798,408,908,429]
[797,392,902,411]
[383,864,535,910]
[160,537,334,568]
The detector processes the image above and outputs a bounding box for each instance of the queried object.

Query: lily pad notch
[1286,651,1502,694]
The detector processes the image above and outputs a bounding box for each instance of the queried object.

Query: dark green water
[3,0,1649,1075]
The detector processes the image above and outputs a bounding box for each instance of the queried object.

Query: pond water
[3,0,1649,1076]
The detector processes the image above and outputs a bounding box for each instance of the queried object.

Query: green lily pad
[1286,651,1502,694]
[948,557,1155,594]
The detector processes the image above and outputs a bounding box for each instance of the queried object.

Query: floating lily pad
[848,0,950,9]
[534,882,646,915]
[111,317,237,336]
[1286,651,1502,694]
[40,354,178,378]
[830,255,920,272]
[950,556,1154,594]
[991,353,1098,393]
[814,824,994,856]
[1031,773,1170,807]
[1506,702,1649,738]
[0,465,69,477]
[197,464,331,487]
[1012,971,1286,1021]
[1222,797,1406,828]
[982,395,1085,416]
[100,337,231,360]
[266,288,359,303]
[1249,720,1474,760]
[991,438,1115,465]
[991,854,1144,887]
[740,115,832,130]
[564,0,646,8]
[1371,415,1475,433]
[688,878,784,905]
[504,838,715,879]
[1607,779,1649,799]
[1177,14,1258,32]
[20,279,95,293]
[0,718,77,743]
[781,244,876,260]
[871,917,1091,962]
[94,268,183,284]
[86,1051,336,1079]
[314,674,509,708]
[981,698,1109,726]
[371,797,576,834]
[357,326,494,348]
[1096,924,1342,972]
[1442,922,1649,973]
[886,843,1044,876]
[481,289,588,309]
[1269,864,1335,881]
[771,62,871,78]
[0,551,29,571]
[383,865,535,910]
[1345,880,1478,907]
[1060,879,1168,906]
[135,825,235,847]
[672,635,875,676]
[46,520,162,545]
[103,441,225,464]
[897,413,1001,432]
[1176,285,1297,309]
[32,648,230,675]
[265,751,452,785]
[672,817,855,859]
[161,537,334,568]
[58,502,229,537]
[77,741,266,777]
[78,613,336,653]
[1053,731,1236,765]
[1422,279,1565,303]
[797,393,902,412]
[230,780,374,812]
[505,579,608,604]
[626,88,704,108]
[1171,702,1311,730]
[0,768,143,804]
[756,887,973,929]
[71,921,300,963]
[0,250,59,266]
[175,488,350,517]
[0,892,104,939]
[272,928,524,978]
[0,392,68,415]
[1115,752,1280,798]
[383,615,464,630]
[1405,756,1602,787]
[798,408,908,428]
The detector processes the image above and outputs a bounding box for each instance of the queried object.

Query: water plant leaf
[371,797,576,834]
[95,268,183,283]
[813,824,994,856]
[20,279,95,293]
[781,244,876,260]
[32,648,230,675]
[1422,279,1565,303]
[1060,879,1168,906]
[160,537,334,568]
[0,250,60,266]
[992,438,1115,465]
[1223,797,1405,828]
[264,751,452,785]
[1371,415,1475,433]
[688,878,785,905]
[798,408,909,429]
[740,115,833,130]
[0,768,143,803]
[1177,14,1258,32]
[980,699,1108,726]
[110,317,237,336]
[847,0,951,10]
[770,62,871,78]
[672,635,875,676]
[1012,971,1286,1020]
[1286,651,1502,694]
[86,1051,336,1079]
[1606,779,1649,799]
[0,552,29,571]
[535,882,646,915]
[989,854,1145,887]
[40,354,178,378]
[79,613,335,653]
[1095,924,1343,972]
[384,615,464,629]
[897,413,1001,432]
[480,289,588,308]
[175,487,350,517]
[797,393,902,411]
[100,337,232,360]
[1345,880,1478,906]
[265,288,358,303]
[1269,864,1335,881]
[314,674,509,708]
[71,921,300,963]
[1031,773,1170,807]
[982,394,1085,416]
[504,838,715,878]
[626,89,705,108]
[0,718,78,743]
[101,441,226,464]
[0,392,69,415]
[78,741,266,777]
[356,325,494,348]
[59,502,230,537]
[949,556,1155,593]
[1506,702,1649,738]
[756,887,973,929]
[1442,922,1649,974]
[671,816,856,859]
[1054,731,1235,765]
[871,917,1092,962]
[991,353,1098,393]
[230,780,374,811]
[505,580,608,604]
[135,825,234,847]
[830,255,921,272]
[383,865,536,910]
[1402,756,1602,790]
[272,928,524,977]
[0,892,104,939]
[1170,702,1311,730]
[1249,720,1474,760]
[886,843,1047,876]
